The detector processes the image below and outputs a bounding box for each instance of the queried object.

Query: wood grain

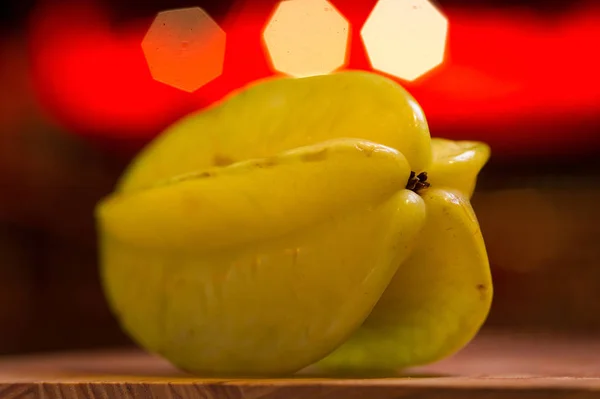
[0,333,599,399]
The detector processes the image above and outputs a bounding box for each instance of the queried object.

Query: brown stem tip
[406,171,431,193]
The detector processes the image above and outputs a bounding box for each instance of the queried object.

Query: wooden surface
[0,332,599,399]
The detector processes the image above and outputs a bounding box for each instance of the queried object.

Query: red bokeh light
[27,0,600,157]
[28,1,196,141]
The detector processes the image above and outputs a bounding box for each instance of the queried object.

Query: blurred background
[0,0,599,355]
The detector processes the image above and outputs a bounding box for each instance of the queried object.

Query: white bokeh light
[263,0,350,78]
[361,0,448,81]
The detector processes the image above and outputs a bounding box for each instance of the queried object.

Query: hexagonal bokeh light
[263,0,350,78]
[142,7,226,92]
[361,0,448,81]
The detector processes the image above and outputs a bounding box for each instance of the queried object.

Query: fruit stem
[406,171,430,193]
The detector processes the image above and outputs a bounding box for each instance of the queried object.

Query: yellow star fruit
[96,71,492,376]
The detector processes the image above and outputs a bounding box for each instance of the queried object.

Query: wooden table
[0,332,599,398]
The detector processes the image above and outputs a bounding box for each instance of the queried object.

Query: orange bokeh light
[361,0,448,81]
[262,0,350,78]
[142,7,226,92]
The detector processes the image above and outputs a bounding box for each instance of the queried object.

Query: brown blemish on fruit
[155,170,214,187]
[254,157,278,168]
[213,154,235,167]
[476,283,487,300]
[302,148,328,162]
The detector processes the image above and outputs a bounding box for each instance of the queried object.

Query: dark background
[0,0,599,355]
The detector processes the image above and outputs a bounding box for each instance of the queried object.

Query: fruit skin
[97,138,427,376]
[428,138,491,198]
[97,70,493,376]
[117,70,432,193]
[314,140,492,372]
[315,187,492,372]
[99,139,415,252]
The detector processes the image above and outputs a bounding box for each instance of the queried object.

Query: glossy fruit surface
[316,188,492,372]
[99,138,427,376]
[118,71,432,193]
[96,71,492,376]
